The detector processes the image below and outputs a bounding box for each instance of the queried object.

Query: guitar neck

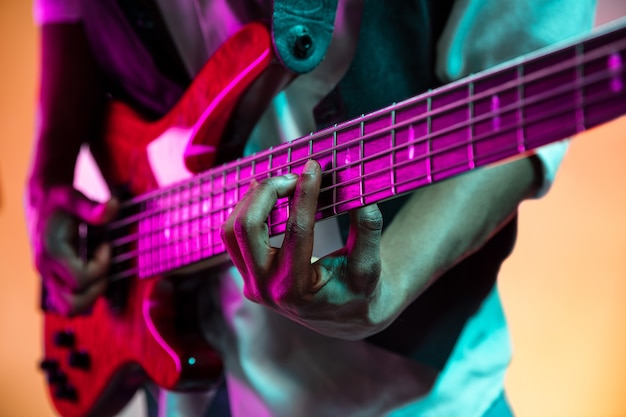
[107,18,626,281]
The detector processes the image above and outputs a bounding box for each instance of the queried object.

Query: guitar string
[106,35,626,239]
[109,33,626,220]
[106,60,625,273]
[95,37,625,277]
[105,68,625,281]
[108,57,624,238]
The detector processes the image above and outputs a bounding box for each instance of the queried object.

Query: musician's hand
[222,160,393,340]
[27,184,119,316]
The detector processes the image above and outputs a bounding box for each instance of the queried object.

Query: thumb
[345,204,383,294]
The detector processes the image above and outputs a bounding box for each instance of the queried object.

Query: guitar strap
[272,0,339,74]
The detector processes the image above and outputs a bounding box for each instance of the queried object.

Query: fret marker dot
[491,95,501,131]
[608,52,623,71]
[344,147,352,165]
[408,125,415,160]
[609,52,623,93]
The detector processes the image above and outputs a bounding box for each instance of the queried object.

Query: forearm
[380,155,540,317]
[29,22,104,193]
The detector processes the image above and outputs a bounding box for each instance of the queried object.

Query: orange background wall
[0,1,624,416]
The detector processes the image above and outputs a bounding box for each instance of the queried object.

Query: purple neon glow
[103,20,626,282]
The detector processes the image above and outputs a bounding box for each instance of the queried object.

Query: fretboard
[107,18,626,281]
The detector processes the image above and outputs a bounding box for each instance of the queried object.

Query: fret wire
[287,145,293,174]
[169,186,177,271]
[183,184,190,264]
[332,127,338,215]
[169,190,176,272]
[164,190,174,268]
[177,185,185,269]
[575,42,586,132]
[359,119,365,207]
[390,106,397,196]
[195,187,202,263]
[136,200,144,275]
[190,182,197,259]
[183,182,190,266]
[111,35,626,221]
[468,80,476,169]
[179,184,185,269]
[267,151,274,229]
[151,199,159,275]
[126,78,617,273]
[113,62,624,254]
[221,168,227,227]
[236,163,241,210]
[147,197,155,275]
[205,174,213,256]
[426,95,433,183]
[189,180,197,264]
[160,193,167,272]
[286,145,293,219]
[162,190,174,267]
[516,63,526,153]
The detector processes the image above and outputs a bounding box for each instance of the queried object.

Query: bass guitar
[40,19,626,417]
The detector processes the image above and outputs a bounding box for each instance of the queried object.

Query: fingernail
[304,160,317,174]
[283,173,298,181]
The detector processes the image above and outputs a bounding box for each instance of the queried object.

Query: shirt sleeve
[435,0,597,197]
[33,0,82,25]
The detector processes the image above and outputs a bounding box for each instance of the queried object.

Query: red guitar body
[41,23,273,417]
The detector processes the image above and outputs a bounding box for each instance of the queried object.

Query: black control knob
[68,351,91,370]
[46,370,67,385]
[54,383,78,402]
[39,358,59,371]
[54,330,75,348]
